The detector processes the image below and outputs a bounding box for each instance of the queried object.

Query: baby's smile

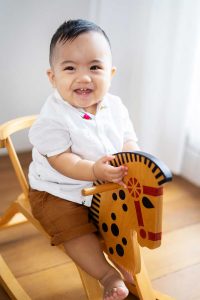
[74,88,93,95]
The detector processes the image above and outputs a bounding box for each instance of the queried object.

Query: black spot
[119,190,126,200]
[111,213,116,220]
[112,193,118,201]
[109,247,114,255]
[116,244,124,256]
[142,197,154,208]
[102,223,108,232]
[122,204,128,211]
[122,237,127,245]
[111,223,119,236]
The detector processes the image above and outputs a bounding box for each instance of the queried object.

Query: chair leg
[0,202,27,229]
[0,255,31,300]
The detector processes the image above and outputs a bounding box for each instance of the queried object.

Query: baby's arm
[47,149,128,186]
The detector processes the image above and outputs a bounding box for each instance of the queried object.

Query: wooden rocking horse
[0,115,175,300]
[83,151,174,300]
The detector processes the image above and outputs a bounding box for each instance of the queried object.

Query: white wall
[90,0,200,177]
[0,0,91,150]
[1,0,151,152]
[89,0,153,128]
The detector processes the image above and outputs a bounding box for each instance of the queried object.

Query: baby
[29,19,139,300]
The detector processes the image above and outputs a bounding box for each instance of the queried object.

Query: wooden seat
[0,115,175,300]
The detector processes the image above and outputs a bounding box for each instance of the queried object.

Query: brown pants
[29,189,97,246]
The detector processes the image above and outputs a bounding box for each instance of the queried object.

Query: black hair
[49,19,111,66]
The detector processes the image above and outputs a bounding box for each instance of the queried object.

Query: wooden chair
[0,115,103,299]
[0,115,175,300]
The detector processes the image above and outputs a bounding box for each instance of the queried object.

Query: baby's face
[47,31,116,114]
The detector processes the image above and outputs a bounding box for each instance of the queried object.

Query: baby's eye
[64,66,75,71]
[90,65,101,70]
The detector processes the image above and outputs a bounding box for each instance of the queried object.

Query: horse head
[89,151,172,277]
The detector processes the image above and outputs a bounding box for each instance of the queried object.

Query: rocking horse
[0,115,175,300]
[82,151,174,300]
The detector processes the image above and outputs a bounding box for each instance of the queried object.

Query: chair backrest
[0,115,37,198]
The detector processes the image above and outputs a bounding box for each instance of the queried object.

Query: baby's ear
[47,69,56,87]
[111,66,117,78]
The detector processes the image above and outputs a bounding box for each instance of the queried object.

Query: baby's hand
[93,155,128,188]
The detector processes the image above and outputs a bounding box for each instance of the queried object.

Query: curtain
[89,0,200,186]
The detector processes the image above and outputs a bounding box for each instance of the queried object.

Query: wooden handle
[82,182,120,196]
[0,115,37,139]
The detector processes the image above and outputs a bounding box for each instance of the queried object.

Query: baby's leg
[63,233,129,300]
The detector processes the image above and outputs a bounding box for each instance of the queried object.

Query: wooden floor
[0,152,200,300]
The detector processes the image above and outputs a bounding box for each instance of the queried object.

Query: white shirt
[28,90,137,206]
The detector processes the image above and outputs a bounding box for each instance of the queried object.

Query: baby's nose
[76,73,92,83]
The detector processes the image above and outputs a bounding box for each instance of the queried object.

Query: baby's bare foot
[104,285,128,300]
[100,270,129,300]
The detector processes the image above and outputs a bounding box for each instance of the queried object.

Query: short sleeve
[29,117,71,157]
[121,104,138,143]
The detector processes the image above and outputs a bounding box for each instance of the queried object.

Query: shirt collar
[54,89,107,119]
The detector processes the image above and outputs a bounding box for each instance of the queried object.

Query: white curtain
[90,0,200,186]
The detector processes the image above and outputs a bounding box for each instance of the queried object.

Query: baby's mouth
[74,88,93,95]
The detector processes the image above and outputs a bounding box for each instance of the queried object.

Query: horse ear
[142,197,154,208]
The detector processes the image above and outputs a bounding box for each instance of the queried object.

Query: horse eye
[142,197,154,208]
